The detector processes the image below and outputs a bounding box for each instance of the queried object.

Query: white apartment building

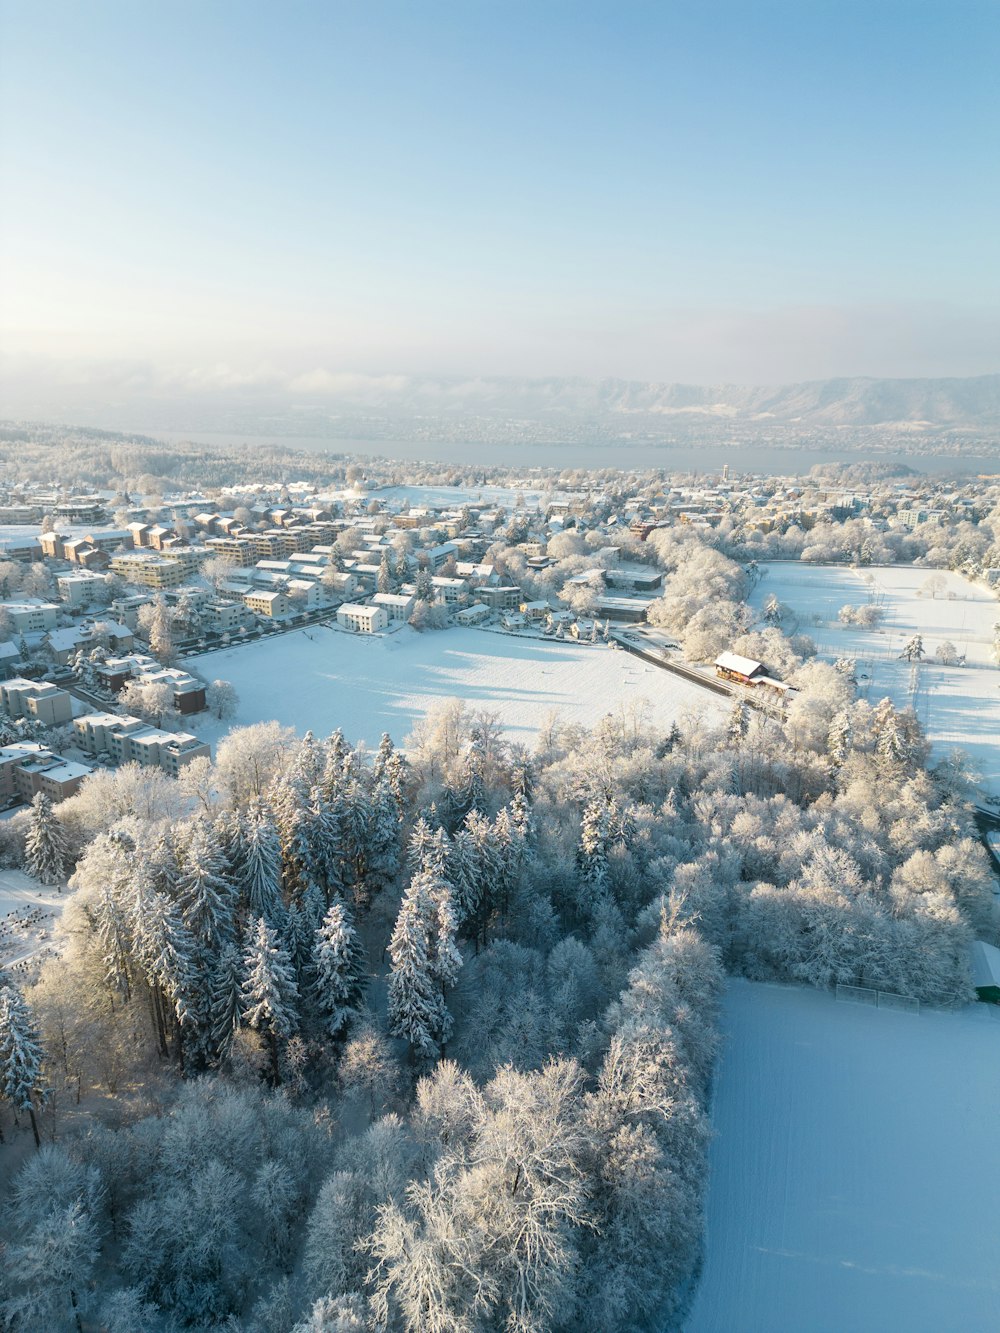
[57,573,109,607]
[0,679,74,727]
[372,592,416,622]
[337,602,388,633]
[73,713,211,775]
[431,576,470,605]
[3,600,59,632]
[244,589,289,618]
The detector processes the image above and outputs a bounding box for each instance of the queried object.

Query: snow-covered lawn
[0,867,67,977]
[188,625,726,748]
[686,981,1000,1333]
[751,563,1000,796]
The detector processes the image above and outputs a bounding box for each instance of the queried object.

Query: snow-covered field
[751,563,1000,797]
[0,867,66,977]
[189,625,726,748]
[366,483,582,511]
[686,981,1000,1333]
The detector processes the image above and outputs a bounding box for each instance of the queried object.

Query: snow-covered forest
[0,636,993,1330]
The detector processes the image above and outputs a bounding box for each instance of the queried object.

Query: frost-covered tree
[23,791,68,886]
[899,634,924,661]
[242,916,300,1082]
[176,819,234,948]
[206,678,239,719]
[138,594,175,664]
[0,978,46,1146]
[387,876,451,1063]
[313,899,366,1038]
[233,798,283,921]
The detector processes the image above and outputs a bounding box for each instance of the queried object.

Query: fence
[836,983,919,1014]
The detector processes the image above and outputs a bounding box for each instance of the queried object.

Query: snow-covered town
[3,4,1000,1331]
[0,430,999,1332]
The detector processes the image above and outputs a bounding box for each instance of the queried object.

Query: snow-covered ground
[686,981,1000,1333]
[0,867,66,978]
[751,563,1000,797]
[366,483,582,511]
[188,624,726,748]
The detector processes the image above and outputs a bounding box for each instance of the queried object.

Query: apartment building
[57,572,109,606]
[431,576,470,605]
[95,654,206,713]
[73,713,211,776]
[478,585,523,611]
[0,742,92,806]
[3,600,59,633]
[244,589,290,618]
[337,603,388,633]
[0,679,74,726]
[205,535,257,566]
[372,591,416,622]
[111,552,190,589]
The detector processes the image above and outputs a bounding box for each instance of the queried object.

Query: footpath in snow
[685,980,1000,1333]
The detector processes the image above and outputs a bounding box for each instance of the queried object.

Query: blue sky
[0,0,997,391]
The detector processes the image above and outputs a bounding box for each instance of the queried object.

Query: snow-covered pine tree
[176,819,235,949]
[23,792,67,886]
[365,778,402,900]
[372,732,395,784]
[827,709,853,767]
[321,730,350,801]
[313,899,366,1038]
[133,887,196,1063]
[209,941,244,1061]
[234,799,283,922]
[387,878,447,1063]
[727,698,750,746]
[0,978,46,1146]
[241,916,300,1083]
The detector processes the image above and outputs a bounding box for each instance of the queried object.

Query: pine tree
[133,888,196,1063]
[338,779,371,885]
[373,732,395,784]
[313,899,366,1038]
[23,792,67,886]
[235,800,283,921]
[366,779,402,898]
[578,797,611,889]
[176,820,235,949]
[899,634,924,662]
[0,979,45,1146]
[242,917,300,1082]
[377,550,396,594]
[209,942,244,1061]
[387,878,447,1063]
[727,698,750,746]
[827,709,853,767]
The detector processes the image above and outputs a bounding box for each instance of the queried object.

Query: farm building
[715,651,767,685]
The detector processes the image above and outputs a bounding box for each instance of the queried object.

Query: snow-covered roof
[970,940,1000,990]
[715,652,765,677]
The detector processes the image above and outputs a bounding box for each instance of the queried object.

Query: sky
[0,0,998,418]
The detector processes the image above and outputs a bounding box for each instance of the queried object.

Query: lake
[146,429,998,477]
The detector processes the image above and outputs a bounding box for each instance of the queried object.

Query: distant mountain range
[290,372,1000,430]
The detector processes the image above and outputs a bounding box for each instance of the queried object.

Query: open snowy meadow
[751,563,1000,797]
[189,624,726,748]
[686,981,1000,1333]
